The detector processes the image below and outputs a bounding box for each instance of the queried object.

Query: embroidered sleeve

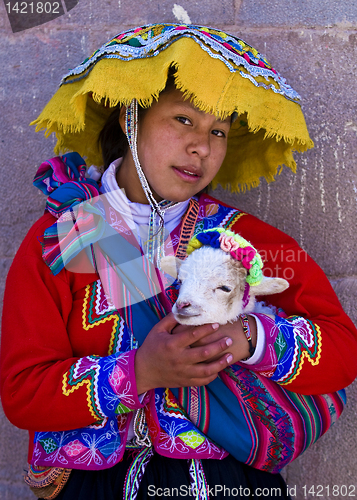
[0,238,147,433]
[247,313,322,386]
[248,251,357,394]
[62,350,149,421]
[243,246,357,395]
[30,351,150,470]
[230,214,357,395]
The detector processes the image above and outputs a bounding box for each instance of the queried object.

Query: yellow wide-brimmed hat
[32,23,313,192]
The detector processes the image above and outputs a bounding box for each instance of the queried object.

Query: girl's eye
[217,285,231,292]
[176,116,192,125]
[212,129,226,138]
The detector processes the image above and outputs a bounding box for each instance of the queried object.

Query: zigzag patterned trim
[220,209,246,230]
[81,282,126,355]
[62,356,104,421]
[278,319,322,386]
[82,283,119,331]
[161,388,187,419]
[176,199,200,260]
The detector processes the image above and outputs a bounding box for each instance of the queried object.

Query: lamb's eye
[217,285,231,293]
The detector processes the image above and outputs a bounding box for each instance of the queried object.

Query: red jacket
[1,197,356,466]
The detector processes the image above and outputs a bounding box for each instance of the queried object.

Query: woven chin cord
[125,99,179,264]
[125,99,166,225]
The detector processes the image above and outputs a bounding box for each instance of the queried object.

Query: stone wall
[0,1,356,498]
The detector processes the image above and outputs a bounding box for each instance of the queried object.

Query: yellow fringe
[31,37,314,192]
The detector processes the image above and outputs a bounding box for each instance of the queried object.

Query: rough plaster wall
[0,0,356,498]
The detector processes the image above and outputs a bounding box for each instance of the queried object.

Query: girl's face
[117,89,231,203]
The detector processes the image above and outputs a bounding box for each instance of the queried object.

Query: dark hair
[99,69,177,170]
[98,106,127,170]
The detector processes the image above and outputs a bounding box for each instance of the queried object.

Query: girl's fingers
[171,322,221,348]
[190,329,224,347]
[174,353,234,387]
[185,336,233,364]
[136,316,233,391]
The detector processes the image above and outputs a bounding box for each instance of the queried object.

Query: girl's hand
[134,313,234,394]
[188,316,257,364]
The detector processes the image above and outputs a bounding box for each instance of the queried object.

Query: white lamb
[161,228,289,326]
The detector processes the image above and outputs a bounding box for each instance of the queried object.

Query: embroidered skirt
[52,451,291,500]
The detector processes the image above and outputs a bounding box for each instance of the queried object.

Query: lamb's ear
[160,256,182,278]
[250,277,289,296]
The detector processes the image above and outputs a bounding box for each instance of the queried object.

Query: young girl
[1,24,357,500]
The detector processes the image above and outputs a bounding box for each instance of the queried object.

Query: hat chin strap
[125,99,180,264]
[125,99,166,224]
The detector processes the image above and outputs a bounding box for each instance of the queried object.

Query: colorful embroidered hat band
[31,23,314,192]
[187,228,264,285]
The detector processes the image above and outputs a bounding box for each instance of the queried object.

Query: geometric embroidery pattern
[82,281,126,355]
[154,388,224,458]
[62,355,104,421]
[221,208,246,230]
[274,316,322,385]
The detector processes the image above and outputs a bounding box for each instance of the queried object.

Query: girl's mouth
[172,166,202,182]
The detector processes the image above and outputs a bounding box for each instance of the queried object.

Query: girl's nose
[187,132,211,159]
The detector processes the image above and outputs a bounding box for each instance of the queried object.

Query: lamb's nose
[176,301,191,310]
